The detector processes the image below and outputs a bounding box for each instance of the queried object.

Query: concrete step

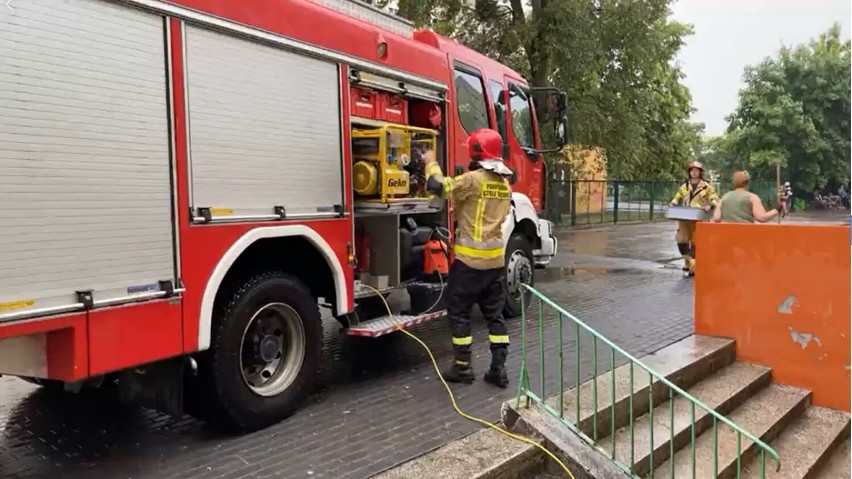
[741,406,850,479]
[540,335,734,440]
[595,361,771,476]
[649,384,810,479]
[371,428,544,479]
[815,438,851,479]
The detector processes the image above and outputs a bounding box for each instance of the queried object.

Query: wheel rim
[238,302,306,397]
[506,250,533,301]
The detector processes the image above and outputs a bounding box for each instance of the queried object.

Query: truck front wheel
[503,233,535,318]
[202,271,321,431]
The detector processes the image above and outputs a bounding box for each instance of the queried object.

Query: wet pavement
[1,215,841,479]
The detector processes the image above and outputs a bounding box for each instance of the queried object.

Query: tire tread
[196,270,321,431]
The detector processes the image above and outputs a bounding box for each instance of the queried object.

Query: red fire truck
[0,0,568,430]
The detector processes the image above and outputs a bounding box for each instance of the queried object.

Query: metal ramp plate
[346,310,447,338]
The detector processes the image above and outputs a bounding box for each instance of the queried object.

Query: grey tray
[667,206,711,221]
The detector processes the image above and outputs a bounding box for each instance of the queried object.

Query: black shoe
[443,364,475,384]
[483,368,509,388]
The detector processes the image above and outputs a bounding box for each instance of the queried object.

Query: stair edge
[605,362,773,476]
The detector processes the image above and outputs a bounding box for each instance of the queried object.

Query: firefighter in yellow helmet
[423,128,512,388]
[670,160,718,277]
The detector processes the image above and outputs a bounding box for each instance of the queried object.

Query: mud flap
[117,356,186,418]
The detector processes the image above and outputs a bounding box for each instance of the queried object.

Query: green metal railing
[515,284,781,478]
[545,179,778,226]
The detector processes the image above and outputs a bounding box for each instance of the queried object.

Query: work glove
[423,151,443,180]
[423,149,436,168]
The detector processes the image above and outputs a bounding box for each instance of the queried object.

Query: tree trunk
[527,0,550,88]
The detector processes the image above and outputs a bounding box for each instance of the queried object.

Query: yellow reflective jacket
[671,180,719,208]
[427,164,511,270]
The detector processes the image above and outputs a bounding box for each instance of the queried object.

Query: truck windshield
[508,83,535,149]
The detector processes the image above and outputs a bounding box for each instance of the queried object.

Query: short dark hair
[732,171,750,188]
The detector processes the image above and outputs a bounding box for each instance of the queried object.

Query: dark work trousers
[444,260,509,369]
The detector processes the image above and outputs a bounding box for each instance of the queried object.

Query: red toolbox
[350,87,379,119]
[379,93,408,124]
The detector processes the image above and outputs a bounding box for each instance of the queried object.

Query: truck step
[346,310,447,338]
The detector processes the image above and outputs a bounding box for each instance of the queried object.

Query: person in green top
[713,171,780,223]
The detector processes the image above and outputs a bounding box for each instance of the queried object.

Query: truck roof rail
[309,0,414,38]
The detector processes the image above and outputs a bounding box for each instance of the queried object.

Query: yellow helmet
[686,160,704,172]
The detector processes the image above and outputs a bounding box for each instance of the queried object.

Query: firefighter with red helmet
[670,160,719,276]
[423,128,513,388]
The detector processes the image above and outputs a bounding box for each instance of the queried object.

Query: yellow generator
[352,124,437,204]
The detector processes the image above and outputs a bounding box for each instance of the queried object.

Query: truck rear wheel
[202,271,321,431]
[503,233,535,318]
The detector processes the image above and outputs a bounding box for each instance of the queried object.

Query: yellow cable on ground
[360,283,576,479]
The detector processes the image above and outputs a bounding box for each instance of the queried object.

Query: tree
[726,24,851,194]
[392,0,700,180]
[696,134,738,175]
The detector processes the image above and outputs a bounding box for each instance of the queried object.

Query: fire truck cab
[0,0,567,430]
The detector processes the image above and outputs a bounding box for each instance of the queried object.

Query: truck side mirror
[555,115,569,147]
[531,88,566,114]
[529,86,569,153]
[548,91,567,114]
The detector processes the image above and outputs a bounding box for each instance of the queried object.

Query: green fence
[545,180,778,226]
[516,284,781,478]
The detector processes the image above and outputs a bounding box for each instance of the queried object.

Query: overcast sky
[670,0,852,136]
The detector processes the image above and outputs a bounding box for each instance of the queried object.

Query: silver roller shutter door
[0,0,175,319]
[184,26,344,219]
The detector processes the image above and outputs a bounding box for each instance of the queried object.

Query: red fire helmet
[466,128,503,162]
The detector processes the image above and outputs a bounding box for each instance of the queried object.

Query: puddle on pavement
[535,267,633,282]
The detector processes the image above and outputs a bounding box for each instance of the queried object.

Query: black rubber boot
[484,348,509,388]
[677,243,691,271]
[484,368,509,388]
[443,363,475,384]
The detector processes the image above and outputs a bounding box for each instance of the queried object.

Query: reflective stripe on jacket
[670,180,719,208]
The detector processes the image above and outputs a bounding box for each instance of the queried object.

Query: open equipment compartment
[353,214,400,293]
[349,73,451,314]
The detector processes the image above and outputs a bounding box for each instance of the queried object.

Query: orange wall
[695,222,851,412]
